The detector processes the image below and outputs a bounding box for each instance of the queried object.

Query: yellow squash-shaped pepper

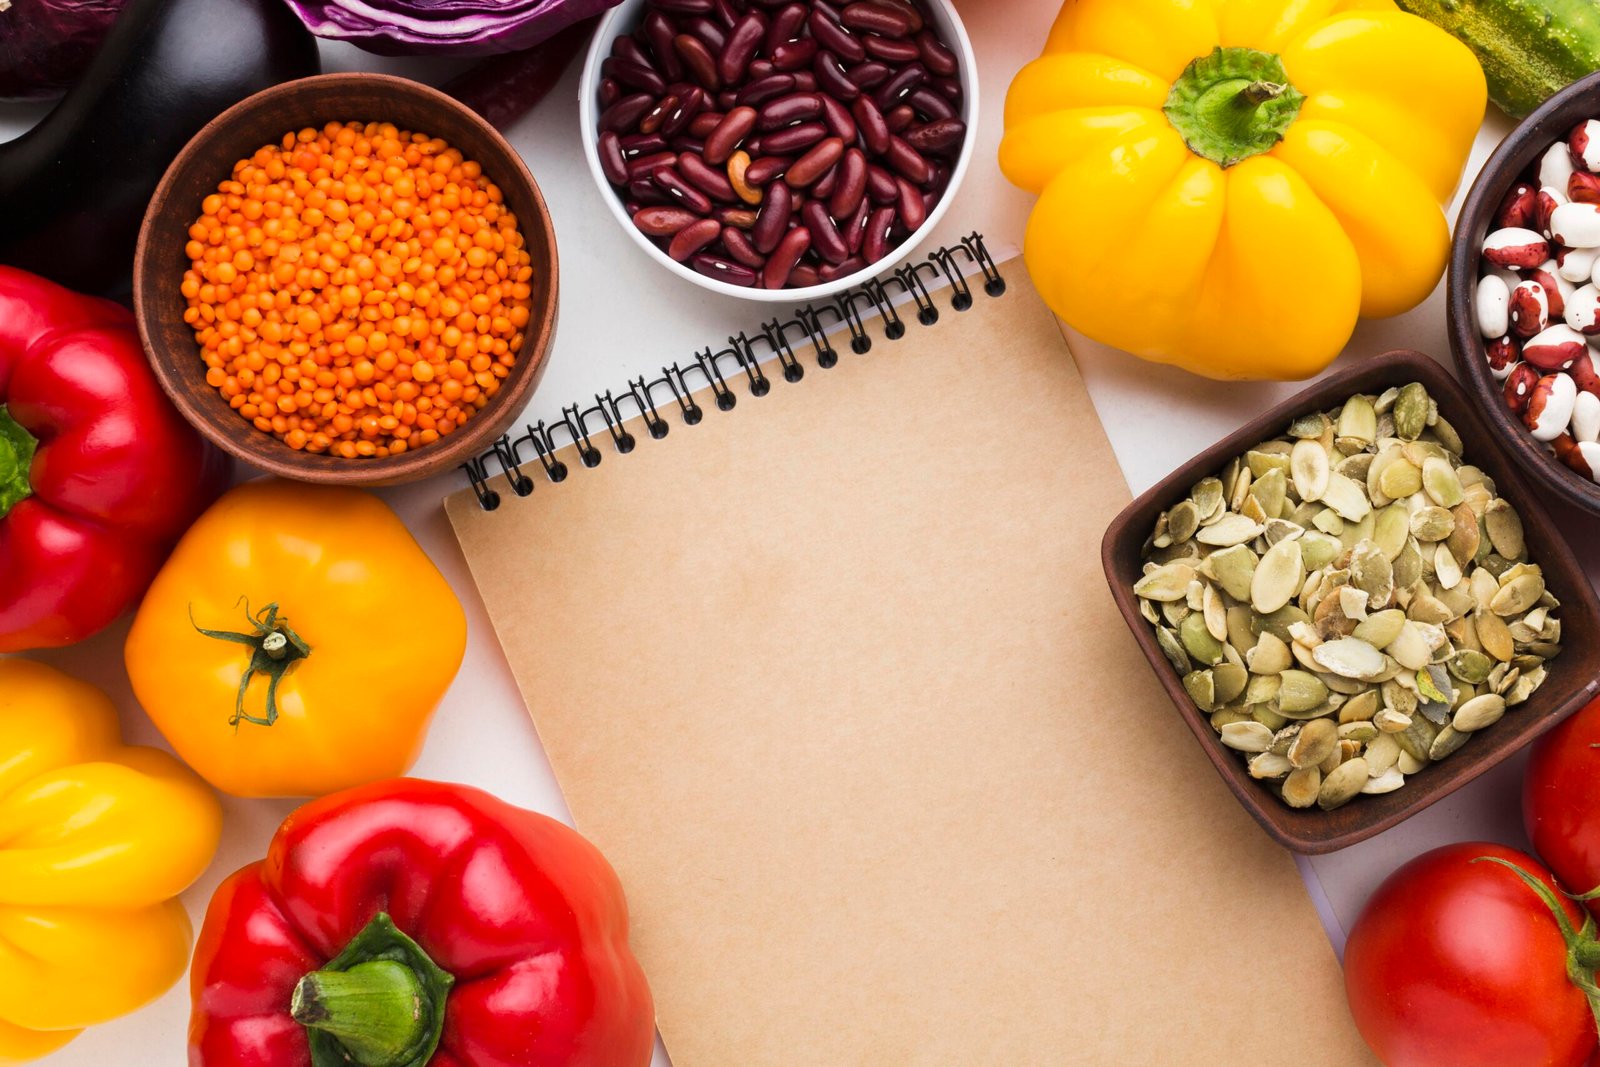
[125,479,467,799]
[1001,0,1486,380]
[0,659,221,1063]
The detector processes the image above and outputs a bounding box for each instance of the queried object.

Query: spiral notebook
[444,239,1373,1065]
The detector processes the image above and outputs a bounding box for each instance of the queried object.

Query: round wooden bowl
[134,73,558,486]
[1449,70,1600,516]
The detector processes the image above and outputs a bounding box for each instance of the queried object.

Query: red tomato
[1344,842,1597,1067]
[1527,694,1600,909]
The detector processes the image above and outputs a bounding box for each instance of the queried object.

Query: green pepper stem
[293,961,427,1067]
[0,404,38,521]
[294,913,453,1067]
[1164,47,1306,168]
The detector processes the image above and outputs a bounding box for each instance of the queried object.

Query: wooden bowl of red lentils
[133,72,558,485]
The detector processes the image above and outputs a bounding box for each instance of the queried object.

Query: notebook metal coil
[460,234,1004,511]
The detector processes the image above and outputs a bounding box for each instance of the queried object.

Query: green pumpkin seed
[1337,395,1377,444]
[1491,574,1545,616]
[1282,766,1322,808]
[1313,637,1387,679]
[1252,538,1304,614]
[1196,512,1262,547]
[1179,612,1224,665]
[1484,499,1526,561]
[1249,751,1293,779]
[1428,724,1469,761]
[1366,733,1402,775]
[1184,670,1217,710]
[1422,456,1465,508]
[1410,506,1455,543]
[1288,412,1331,439]
[1278,670,1330,714]
[1362,767,1406,794]
[1220,720,1273,752]
[1379,459,1423,501]
[1339,690,1380,723]
[1301,532,1341,570]
[1290,439,1331,502]
[1434,542,1463,591]
[1319,758,1371,810]
[1450,649,1493,685]
[1447,504,1480,564]
[1246,631,1292,675]
[1167,499,1200,543]
[1288,717,1337,769]
[1322,472,1372,521]
[1393,382,1430,440]
[1453,693,1506,732]
[1134,563,1195,602]
[1374,503,1411,561]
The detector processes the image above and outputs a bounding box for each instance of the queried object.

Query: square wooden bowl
[1101,350,1600,854]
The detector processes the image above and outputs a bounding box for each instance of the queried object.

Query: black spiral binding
[461,234,1005,510]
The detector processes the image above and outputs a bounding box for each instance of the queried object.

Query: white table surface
[2,3,1581,1062]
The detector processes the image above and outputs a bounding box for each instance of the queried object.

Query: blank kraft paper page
[445,263,1374,1065]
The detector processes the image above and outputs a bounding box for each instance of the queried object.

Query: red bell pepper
[0,266,227,651]
[189,778,656,1067]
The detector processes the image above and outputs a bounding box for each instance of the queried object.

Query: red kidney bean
[790,265,821,287]
[801,200,849,264]
[712,0,740,27]
[752,181,793,252]
[814,165,839,198]
[715,89,738,108]
[601,93,655,133]
[606,56,667,97]
[935,76,962,105]
[765,3,806,52]
[736,72,795,106]
[643,13,686,80]
[655,0,714,12]
[851,94,890,154]
[771,38,819,70]
[862,205,895,261]
[791,70,818,91]
[687,110,726,138]
[915,28,957,76]
[816,93,857,141]
[691,253,758,286]
[633,207,702,238]
[621,131,670,155]
[719,11,768,84]
[668,218,722,261]
[813,0,842,17]
[716,206,759,228]
[884,104,915,133]
[906,85,953,122]
[828,146,867,217]
[744,134,764,155]
[629,176,674,206]
[722,225,766,267]
[864,34,919,64]
[761,120,827,154]
[809,9,866,62]
[679,151,739,201]
[612,35,655,72]
[677,137,709,155]
[874,64,925,109]
[674,34,722,90]
[882,133,930,183]
[599,77,622,108]
[704,105,757,163]
[846,61,890,90]
[662,88,707,138]
[763,225,812,288]
[687,16,728,53]
[841,0,915,38]
[747,58,776,81]
[842,195,871,254]
[818,254,866,281]
[655,167,715,214]
[626,150,679,179]
[745,154,793,184]
[599,131,629,185]
[895,175,926,230]
[640,94,678,135]
[864,162,897,202]
[757,91,822,129]
[814,51,860,101]
[903,116,964,155]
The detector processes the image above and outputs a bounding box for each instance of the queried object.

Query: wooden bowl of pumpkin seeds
[1103,351,1600,854]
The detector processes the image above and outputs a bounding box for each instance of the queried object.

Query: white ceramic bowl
[578,0,978,303]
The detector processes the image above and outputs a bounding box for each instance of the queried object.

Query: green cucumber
[1396,0,1600,118]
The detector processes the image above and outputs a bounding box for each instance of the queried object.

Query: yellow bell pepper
[0,658,221,1063]
[1001,0,1486,380]
[125,479,467,799]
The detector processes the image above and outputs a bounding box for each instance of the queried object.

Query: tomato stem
[1473,856,1600,1032]
[189,599,312,728]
